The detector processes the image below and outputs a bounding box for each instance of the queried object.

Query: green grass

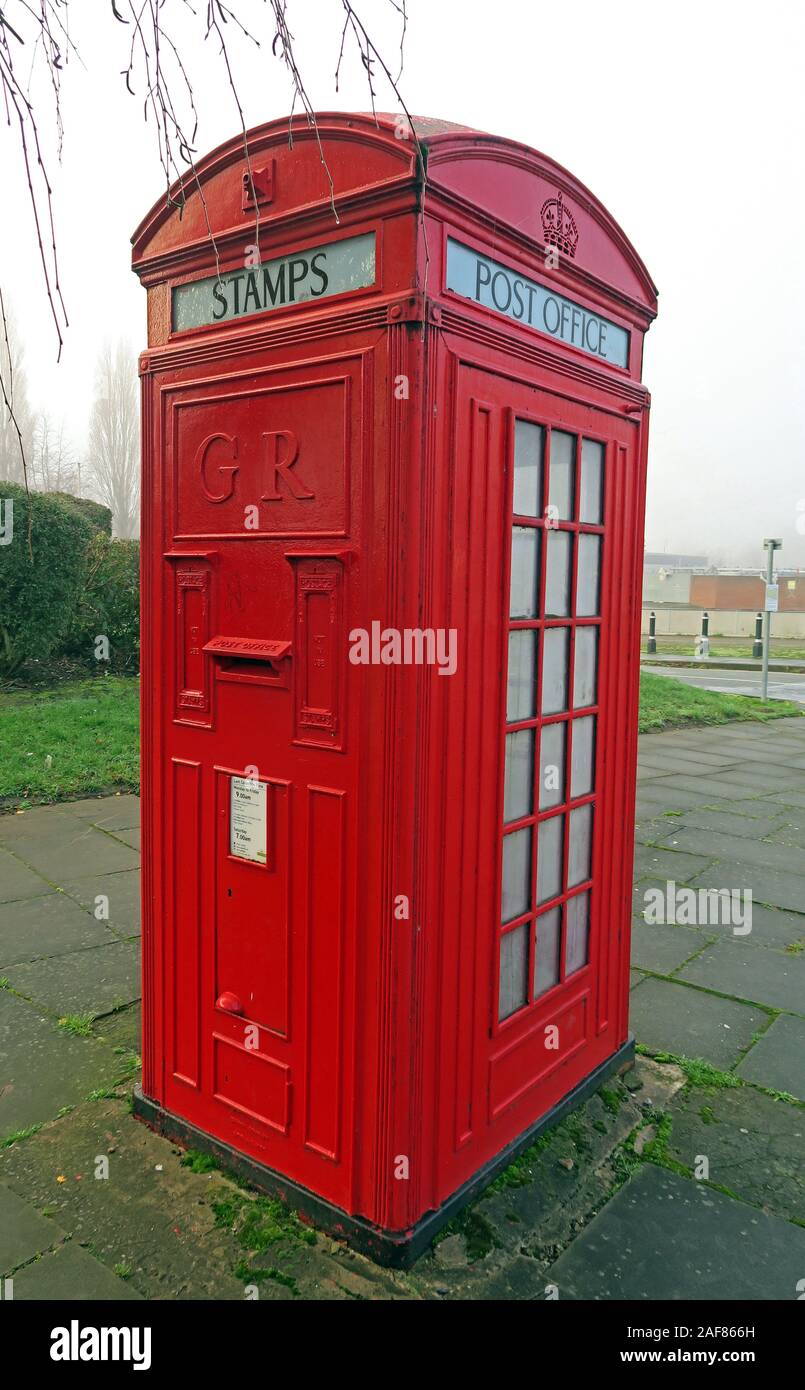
[638,671,801,733]
[643,639,805,661]
[0,670,798,808]
[0,676,139,805]
[58,1012,95,1037]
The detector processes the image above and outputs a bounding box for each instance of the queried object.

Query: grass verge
[638,671,801,733]
[0,676,139,805]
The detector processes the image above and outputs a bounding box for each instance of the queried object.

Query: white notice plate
[230,777,267,863]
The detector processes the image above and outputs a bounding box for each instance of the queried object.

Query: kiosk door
[437,361,642,1198]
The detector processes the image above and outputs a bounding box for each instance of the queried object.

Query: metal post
[647,610,657,655]
[761,539,782,701]
[752,612,763,660]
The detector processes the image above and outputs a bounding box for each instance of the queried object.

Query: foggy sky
[1,0,802,567]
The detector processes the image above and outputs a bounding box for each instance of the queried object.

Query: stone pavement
[1,716,804,1300]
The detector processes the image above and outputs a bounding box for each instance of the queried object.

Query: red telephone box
[132,112,657,1264]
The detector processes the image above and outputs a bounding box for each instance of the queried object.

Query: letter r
[260,430,314,501]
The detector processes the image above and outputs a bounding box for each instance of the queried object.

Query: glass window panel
[507,629,537,723]
[510,527,540,618]
[570,715,596,799]
[545,530,572,618]
[535,906,562,997]
[541,627,569,715]
[579,438,604,524]
[565,892,590,976]
[539,721,566,811]
[502,826,532,923]
[549,430,575,521]
[568,803,593,888]
[536,813,564,906]
[499,923,529,1021]
[573,626,598,708]
[576,534,602,617]
[504,729,534,824]
[513,420,544,517]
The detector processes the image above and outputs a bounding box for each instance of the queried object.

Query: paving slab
[633,784,718,813]
[8,825,140,884]
[110,828,140,852]
[633,816,683,845]
[760,791,805,812]
[687,861,805,916]
[0,892,118,968]
[630,920,709,975]
[0,848,56,905]
[667,807,787,841]
[544,1164,805,1300]
[0,1181,67,1274]
[10,1239,143,1300]
[766,822,805,849]
[666,1085,805,1224]
[628,976,767,1067]
[0,991,123,1139]
[0,808,81,844]
[63,870,141,939]
[695,902,805,951]
[633,843,716,884]
[678,940,805,1014]
[659,826,805,878]
[737,1015,805,1099]
[63,795,141,830]
[707,797,791,819]
[2,941,141,1018]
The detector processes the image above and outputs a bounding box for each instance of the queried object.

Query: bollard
[694,611,710,659]
[752,611,763,660]
[647,610,657,655]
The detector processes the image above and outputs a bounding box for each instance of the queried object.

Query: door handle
[216,990,244,1015]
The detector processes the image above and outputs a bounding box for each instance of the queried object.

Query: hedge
[67,533,140,673]
[0,482,97,676]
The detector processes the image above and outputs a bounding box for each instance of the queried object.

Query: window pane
[507,629,537,723]
[535,906,562,997]
[570,715,596,799]
[579,438,604,524]
[510,527,540,618]
[513,420,543,517]
[568,803,593,887]
[536,813,563,906]
[573,626,598,708]
[502,827,532,923]
[541,627,569,715]
[545,530,572,618]
[565,892,590,976]
[576,534,601,617]
[549,430,575,520]
[539,721,566,810]
[504,729,534,824]
[499,923,529,1021]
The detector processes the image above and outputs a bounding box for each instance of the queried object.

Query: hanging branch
[0,0,416,412]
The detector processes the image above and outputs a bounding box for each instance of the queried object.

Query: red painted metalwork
[132,112,657,1254]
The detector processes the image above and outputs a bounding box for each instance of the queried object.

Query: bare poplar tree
[86,342,140,538]
[0,296,34,484]
[28,414,77,494]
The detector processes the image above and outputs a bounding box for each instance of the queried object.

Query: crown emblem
[540,190,578,258]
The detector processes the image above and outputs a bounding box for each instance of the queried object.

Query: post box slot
[204,636,292,687]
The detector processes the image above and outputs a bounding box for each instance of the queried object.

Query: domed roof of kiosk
[132,111,656,315]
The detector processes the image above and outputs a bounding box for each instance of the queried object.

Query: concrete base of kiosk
[133,1035,634,1269]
